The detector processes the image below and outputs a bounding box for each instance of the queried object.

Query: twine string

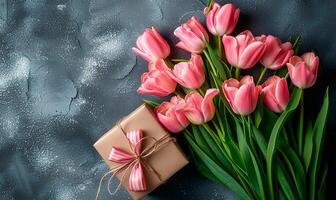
[95,120,175,200]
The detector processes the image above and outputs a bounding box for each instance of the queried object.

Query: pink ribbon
[95,127,175,200]
[108,129,147,191]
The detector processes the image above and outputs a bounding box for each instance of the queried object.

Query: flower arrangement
[133,1,329,199]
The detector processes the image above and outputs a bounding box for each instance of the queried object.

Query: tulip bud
[155,96,190,133]
[223,30,265,69]
[166,55,205,89]
[132,27,170,62]
[204,3,240,36]
[178,89,219,124]
[261,76,290,113]
[222,75,261,115]
[174,16,209,54]
[259,35,294,70]
[148,59,170,71]
[137,70,176,97]
[286,52,319,89]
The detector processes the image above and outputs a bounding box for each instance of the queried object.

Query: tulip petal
[261,36,282,67]
[223,35,239,66]
[233,84,255,115]
[132,47,152,62]
[239,41,265,69]
[201,89,219,122]
[137,87,169,97]
[157,111,184,133]
[275,79,290,111]
[263,92,282,113]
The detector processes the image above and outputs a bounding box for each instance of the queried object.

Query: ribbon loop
[96,126,175,200]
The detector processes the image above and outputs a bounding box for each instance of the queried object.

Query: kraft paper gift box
[94,104,189,200]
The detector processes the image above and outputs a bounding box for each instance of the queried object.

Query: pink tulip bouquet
[133,1,329,199]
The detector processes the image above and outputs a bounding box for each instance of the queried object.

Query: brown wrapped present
[94,104,189,200]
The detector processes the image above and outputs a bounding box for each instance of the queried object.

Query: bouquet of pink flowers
[133,1,329,199]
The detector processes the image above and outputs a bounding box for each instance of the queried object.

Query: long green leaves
[185,131,251,200]
[204,38,227,80]
[308,87,329,200]
[266,87,302,200]
[184,85,329,200]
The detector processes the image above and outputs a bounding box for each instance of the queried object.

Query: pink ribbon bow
[108,129,147,191]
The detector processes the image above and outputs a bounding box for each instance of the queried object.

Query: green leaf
[292,35,302,54]
[191,125,220,165]
[219,59,231,78]
[204,38,226,80]
[278,139,306,200]
[317,164,328,200]
[303,119,314,171]
[198,125,233,171]
[189,146,221,184]
[143,99,160,107]
[238,119,266,200]
[308,87,329,200]
[258,107,278,139]
[207,0,214,8]
[251,124,267,157]
[266,87,302,200]
[254,94,264,128]
[185,133,252,200]
[298,92,304,155]
[276,162,299,200]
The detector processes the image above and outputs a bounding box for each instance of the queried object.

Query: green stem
[197,88,205,96]
[216,35,223,59]
[164,59,175,69]
[235,67,240,79]
[210,70,220,89]
[285,72,289,80]
[257,67,267,85]
[203,50,218,76]
[171,58,189,62]
[298,90,304,155]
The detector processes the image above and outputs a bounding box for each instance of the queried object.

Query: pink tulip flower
[148,59,170,71]
[259,35,294,70]
[132,27,170,62]
[178,89,219,124]
[222,75,261,115]
[204,3,240,36]
[174,16,209,54]
[222,30,265,69]
[155,96,190,133]
[166,55,205,89]
[137,70,176,97]
[261,76,290,113]
[286,52,319,89]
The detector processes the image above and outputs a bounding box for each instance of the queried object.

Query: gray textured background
[0,0,335,199]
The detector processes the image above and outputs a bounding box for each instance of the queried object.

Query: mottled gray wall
[0,0,335,199]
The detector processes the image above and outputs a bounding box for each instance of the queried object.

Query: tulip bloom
[137,70,176,97]
[286,52,319,89]
[261,76,290,113]
[222,76,261,115]
[204,3,240,36]
[132,27,170,62]
[259,35,294,70]
[166,55,205,89]
[174,16,209,54]
[223,30,265,69]
[148,59,170,71]
[178,89,219,124]
[156,96,190,133]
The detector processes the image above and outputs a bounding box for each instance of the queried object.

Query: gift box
[94,104,189,200]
